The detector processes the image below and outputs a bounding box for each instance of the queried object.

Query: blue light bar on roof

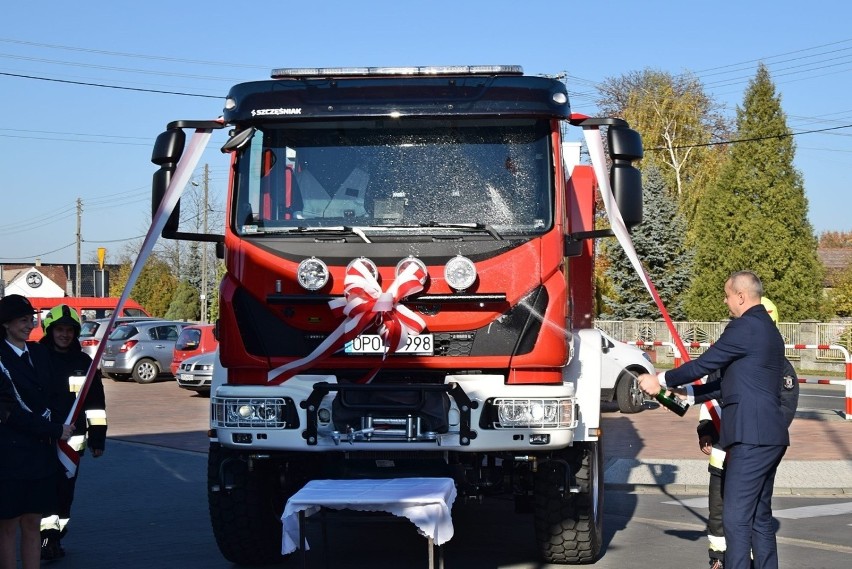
[270,65,524,79]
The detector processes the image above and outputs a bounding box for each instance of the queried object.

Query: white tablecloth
[281,477,457,554]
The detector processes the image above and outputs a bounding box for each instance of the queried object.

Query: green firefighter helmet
[42,304,82,335]
[760,296,779,326]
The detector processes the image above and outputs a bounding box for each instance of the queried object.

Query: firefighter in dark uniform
[38,304,108,560]
[0,294,73,569]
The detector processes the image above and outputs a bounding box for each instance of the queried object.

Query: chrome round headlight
[444,255,476,291]
[297,257,329,291]
[395,256,427,279]
[347,257,379,281]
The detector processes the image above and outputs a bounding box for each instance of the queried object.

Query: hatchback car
[102,321,190,384]
[170,323,217,376]
[599,330,656,413]
[80,316,160,363]
[175,351,215,393]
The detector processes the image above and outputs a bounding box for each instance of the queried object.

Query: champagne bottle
[655,387,689,416]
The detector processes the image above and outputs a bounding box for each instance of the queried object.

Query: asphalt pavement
[601,398,852,495]
[102,379,852,495]
[39,378,851,569]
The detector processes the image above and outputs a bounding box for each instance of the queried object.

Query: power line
[0,71,222,98]
[646,123,852,151]
[0,127,150,140]
[0,52,242,82]
[0,241,75,260]
[0,37,270,70]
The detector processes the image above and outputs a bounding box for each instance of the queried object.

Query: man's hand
[91,448,104,458]
[60,424,75,441]
[636,373,662,397]
[698,435,713,456]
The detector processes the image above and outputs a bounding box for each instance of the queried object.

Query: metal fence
[817,322,852,361]
[596,319,852,369]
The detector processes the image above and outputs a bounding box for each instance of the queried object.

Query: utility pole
[76,198,82,296]
[201,164,209,323]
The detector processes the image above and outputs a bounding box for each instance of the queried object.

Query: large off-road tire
[208,444,287,565]
[131,358,160,384]
[616,370,645,414]
[533,441,604,564]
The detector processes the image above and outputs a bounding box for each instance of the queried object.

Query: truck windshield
[232,118,553,237]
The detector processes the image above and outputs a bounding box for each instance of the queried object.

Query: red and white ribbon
[582,126,721,430]
[268,259,427,384]
[57,127,214,477]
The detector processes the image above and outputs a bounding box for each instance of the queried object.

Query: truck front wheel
[533,441,603,564]
[208,444,286,565]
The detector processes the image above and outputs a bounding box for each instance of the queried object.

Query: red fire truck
[151,65,643,565]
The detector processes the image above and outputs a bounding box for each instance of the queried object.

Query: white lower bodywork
[208,328,604,452]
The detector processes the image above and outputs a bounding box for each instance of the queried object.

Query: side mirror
[151,128,185,234]
[221,127,256,153]
[608,127,643,229]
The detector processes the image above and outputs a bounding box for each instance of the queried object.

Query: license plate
[103,360,114,367]
[180,374,193,382]
[345,334,433,355]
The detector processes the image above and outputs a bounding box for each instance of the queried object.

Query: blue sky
[2,1,850,265]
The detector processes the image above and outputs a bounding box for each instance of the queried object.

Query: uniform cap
[0,294,37,324]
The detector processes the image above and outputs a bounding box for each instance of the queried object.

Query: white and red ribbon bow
[267,259,428,384]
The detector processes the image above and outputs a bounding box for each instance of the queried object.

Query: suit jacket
[664,304,788,448]
[694,358,799,443]
[0,340,64,480]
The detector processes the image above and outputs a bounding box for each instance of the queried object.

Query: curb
[604,483,852,496]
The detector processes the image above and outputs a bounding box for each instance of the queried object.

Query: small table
[282,477,457,569]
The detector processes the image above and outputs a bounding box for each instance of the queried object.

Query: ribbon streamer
[582,127,721,430]
[268,259,427,384]
[57,128,214,477]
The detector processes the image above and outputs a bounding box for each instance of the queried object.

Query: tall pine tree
[685,64,824,321]
[601,166,692,319]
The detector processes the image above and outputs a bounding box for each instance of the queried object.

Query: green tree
[685,64,825,321]
[829,265,852,317]
[600,166,692,319]
[208,261,226,322]
[109,252,179,317]
[596,68,730,219]
[165,279,200,321]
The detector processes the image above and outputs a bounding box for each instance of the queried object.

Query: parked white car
[175,351,215,393]
[599,330,656,413]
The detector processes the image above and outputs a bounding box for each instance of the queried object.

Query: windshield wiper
[418,222,503,240]
[268,226,372,243]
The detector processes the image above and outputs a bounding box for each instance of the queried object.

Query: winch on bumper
[210,374,578,451]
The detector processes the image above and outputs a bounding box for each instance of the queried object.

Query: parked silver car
[80,316,160,364]
[102,320,190,384]
[175,351,215,393]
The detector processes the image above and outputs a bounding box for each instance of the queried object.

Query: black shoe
[41,536,65,561]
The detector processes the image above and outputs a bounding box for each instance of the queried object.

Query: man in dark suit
[637,271,789,569]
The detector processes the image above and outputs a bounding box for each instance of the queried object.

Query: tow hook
[513,455,538,472]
